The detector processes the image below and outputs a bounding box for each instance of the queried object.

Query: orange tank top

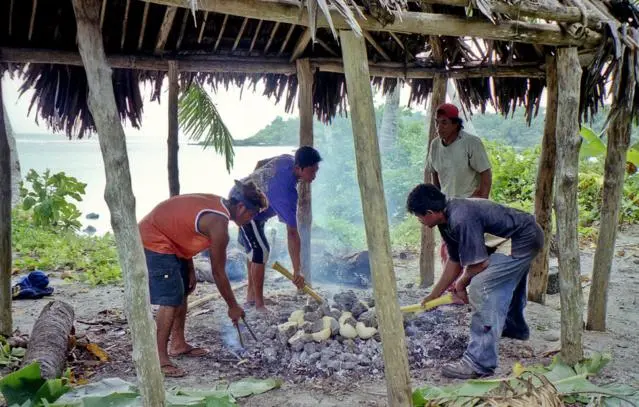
[139,194,230,259]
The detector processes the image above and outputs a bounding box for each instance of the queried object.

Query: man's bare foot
[255,305,270,314]
[168,344,210,358]
[161,362,186,377]
[243,300,256,307]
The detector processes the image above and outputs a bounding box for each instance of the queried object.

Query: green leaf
[178,82,235,172]
[23,197,36,211]
[227,377,282,398]
[32,379,69,407]
[0,362,47,406]
[626,147,639,167]
[580,126,606,159]
[49,378,140,407]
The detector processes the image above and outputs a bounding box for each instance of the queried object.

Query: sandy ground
[5,227,639,406]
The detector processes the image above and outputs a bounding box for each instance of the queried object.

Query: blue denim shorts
[145,249,189,306]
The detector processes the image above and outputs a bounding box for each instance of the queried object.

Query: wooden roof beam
[290,27,312,61]
[363,31,391,61]
[278,24,296,56]
[264,22,280,54]
[198,12,209,43]
[138,2,150,50]
[315,38,338,56]
[121,0,131,49]
[214,15,229,51]
[155,6,178,52]
[143,0,603,47]
[99,0,107,29]
[389,32,414,60]
[233,18,250,51]
[28,0,37,41]
[249,20,264,53]
[0,47,545,78]
[176,8,189,48]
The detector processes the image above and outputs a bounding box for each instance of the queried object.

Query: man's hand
[228,305,245,323]
[292,272,305,289]
[187,270,197,295]
[453,273,472,304]
[420,293,437,307]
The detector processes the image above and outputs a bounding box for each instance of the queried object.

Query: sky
[2,74,431,140]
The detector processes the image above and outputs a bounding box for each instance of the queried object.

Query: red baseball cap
[436,103,460,120]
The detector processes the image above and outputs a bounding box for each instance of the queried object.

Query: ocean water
[14,133,295,234]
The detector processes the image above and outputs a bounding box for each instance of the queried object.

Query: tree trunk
[21,301,74,379]
[168,60,180,197]
[339,30,412,407]
[586,49,635,331]
[379,83,400,154]
[3,103,21,208]
[296,59,314,286]
[0,81,12,336]
[554,47,584,365]
[71,0,166,404]
[528,55,558,304]
[420,72,446,288]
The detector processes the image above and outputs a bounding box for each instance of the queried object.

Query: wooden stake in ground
[339,30,412,407]
[554,47,584,365]
[296,58,314,286]
[587,48,636,331]
[21,301,74,379]
[168,60,180,197]
[71,0,165,404]
[0,80,12,336]
[528,54,558,304]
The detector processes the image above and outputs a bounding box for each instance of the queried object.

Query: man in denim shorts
[139,181,267,377]
[406,183,543,379]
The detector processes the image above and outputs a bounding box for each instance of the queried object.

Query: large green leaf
[178,83,235,172]
[227,377,282,398]
[580,126,607,159]
[48,378,139,407]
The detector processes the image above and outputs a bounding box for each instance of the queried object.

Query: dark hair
[452,118,464,129]
[295,146,322,169]
[229,180,269,212]
[406,184,447,216]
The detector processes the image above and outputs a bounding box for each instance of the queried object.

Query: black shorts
[238,219,270,264]
[145,249,189,306]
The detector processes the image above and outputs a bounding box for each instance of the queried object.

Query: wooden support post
[296,58,313,286]
[339,30,412,407]
[168,61,180,196]
[0,80,12,336]
[528,54,558,304]
[420,34,446,288]
[554,47,584,365]
[587,49,635,331]
[71,0,165,404]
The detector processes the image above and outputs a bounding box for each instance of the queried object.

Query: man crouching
[406,183,543,379]
[139,181,268,377]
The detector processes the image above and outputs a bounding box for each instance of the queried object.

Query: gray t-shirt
[438,198,543,267]
[426,131,491,198]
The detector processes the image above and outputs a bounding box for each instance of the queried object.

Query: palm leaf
[178,82,235,172]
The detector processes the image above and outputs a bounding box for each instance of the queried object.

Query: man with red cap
[422,103,493,304]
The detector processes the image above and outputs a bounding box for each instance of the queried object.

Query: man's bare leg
[246,260,255,305]
[252,262,267,311]
[168,300,209,356]
[156,305,177,366]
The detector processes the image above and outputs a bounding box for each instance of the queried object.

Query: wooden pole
[420,33,446,288]
[586,49,635,331]
[146,0,602,48]
[70,0,165,404]
[339,30,412,407]
[296,58,314,286]
[527,54,558,304]
[0,79,12,336]
[554,47,584,365]
[168,60,180,197]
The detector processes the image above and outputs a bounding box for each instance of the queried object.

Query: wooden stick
[99,0,107,30]
[121,0,131,49]
[198,11,209,44]
[272,262,324,302]
[249,19,263,53]
[214,14,228,51]
[138,2,150,50]
[363,31,391,61]
[0,79,12,336]
[233,17,249,51]
[155,6,178,53]
[8,0,14,36]
[264,22,280,54]
[187,282,248,312]
[28,0,38,41]
[278,24,296,56]
[176,8,189,49]
[290,27,312,62]
[144,0,603,47]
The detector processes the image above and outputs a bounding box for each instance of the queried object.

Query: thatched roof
[1,0,638,136]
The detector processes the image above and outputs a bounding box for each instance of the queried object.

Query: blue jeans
[462,252,536,374]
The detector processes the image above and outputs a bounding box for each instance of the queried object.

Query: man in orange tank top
[139,181,268,377]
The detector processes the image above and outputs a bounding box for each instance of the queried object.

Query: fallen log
[21,300,75,379]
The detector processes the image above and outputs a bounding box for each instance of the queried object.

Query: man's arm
[454,259,490,303]
[199,214,240,310]
[432,171,441,190]
[422,259,462,304]
[286,225,305,288]
[472,169,492,198]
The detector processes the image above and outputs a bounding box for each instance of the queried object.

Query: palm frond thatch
[178,82,235,172]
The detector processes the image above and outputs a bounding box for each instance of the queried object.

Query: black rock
[86,212,99,220]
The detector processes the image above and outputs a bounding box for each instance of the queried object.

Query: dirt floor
[6,227,639,406]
